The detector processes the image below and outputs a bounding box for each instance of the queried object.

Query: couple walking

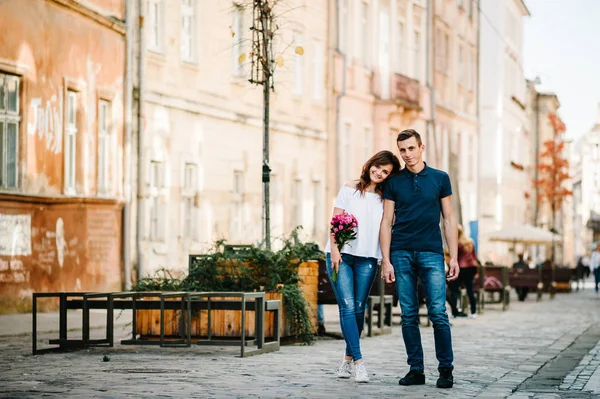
[325,129,459,388]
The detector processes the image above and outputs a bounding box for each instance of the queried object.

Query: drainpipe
[534,92,540,226]
[136,0,146,281]
[122,0,134,290]
[335,0,347,190]
[425,0,437,166]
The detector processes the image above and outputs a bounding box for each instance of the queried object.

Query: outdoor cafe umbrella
[487,223,559,246]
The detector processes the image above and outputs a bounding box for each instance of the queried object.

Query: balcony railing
[372,71,421,109]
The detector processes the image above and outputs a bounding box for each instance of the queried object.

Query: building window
[149,160,165,241]
[395,20,405,73]
[457,0,463,8]
[342,122,353,183]
[363,127,373,163]
[293,33,304,95]
[97,100,110,195]
[457,44,464,85]
[65,90,78,194]
[147,0,163,52]
[181,0,196,62]
[231,4,246,76]
[312,180,321,238]
[414,30,422,81]
[359,0,370,65]
[0,73,20,189]
[338,0,350,52]
[292,178,303,228]
[182,162,197,238]
[593,144,599,161]
[231,170,244,239]
[312,40,324,100]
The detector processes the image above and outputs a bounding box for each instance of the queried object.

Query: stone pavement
[1,287,599,398]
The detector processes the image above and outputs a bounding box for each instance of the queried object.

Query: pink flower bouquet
[330,212,358,283]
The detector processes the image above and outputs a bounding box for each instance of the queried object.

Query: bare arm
[441,196,459,281]
[380,199,396,283]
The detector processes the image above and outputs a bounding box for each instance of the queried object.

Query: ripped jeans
[326,253,378,361]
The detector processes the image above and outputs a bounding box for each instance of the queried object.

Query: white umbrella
[487,223,559,245]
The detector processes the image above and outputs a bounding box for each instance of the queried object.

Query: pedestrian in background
[380,129,459,389]
[449,225,479,318]
[325,150,401,383]
[592,243,600,294]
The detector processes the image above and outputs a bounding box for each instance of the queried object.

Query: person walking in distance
[325,151,401,383]
[592,242,600,294]
[380,129,459,389]
[449,225,479,317]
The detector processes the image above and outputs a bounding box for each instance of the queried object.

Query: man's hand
[381,259,395,283]
[447,258,460,281]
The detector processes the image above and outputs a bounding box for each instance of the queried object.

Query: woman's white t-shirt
[324,185,384,260]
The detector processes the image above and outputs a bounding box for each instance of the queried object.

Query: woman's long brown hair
[356,150,401,196]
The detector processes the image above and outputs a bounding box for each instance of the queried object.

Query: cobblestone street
[1,287,599,398]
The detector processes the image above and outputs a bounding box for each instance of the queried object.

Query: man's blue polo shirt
[382,163,452,255]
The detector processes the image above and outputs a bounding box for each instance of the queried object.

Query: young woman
[325,150,401,383]
[449,225,479,318]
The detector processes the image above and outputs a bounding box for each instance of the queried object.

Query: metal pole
[260,1,271,250]
[136,0,146,280]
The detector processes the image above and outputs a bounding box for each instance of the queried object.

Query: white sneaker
[355,363,370,383]
[468,313,478,319]
[336,359,353,378]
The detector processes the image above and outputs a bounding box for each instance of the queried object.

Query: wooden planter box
[135,261,319,339]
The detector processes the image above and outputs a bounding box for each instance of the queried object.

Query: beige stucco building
[130,1,329,276]
[328,0,479,241]
[477,0,529,265]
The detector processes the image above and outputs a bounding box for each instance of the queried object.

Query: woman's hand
[331,250,342,275]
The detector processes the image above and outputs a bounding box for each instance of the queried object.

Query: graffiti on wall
[27,93,63,154]
[0,214,32,256]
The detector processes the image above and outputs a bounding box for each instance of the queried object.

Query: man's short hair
[397,129,422,146]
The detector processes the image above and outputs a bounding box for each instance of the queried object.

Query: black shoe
[399,370,425,386]
[317,323,326,336]
[452,312,467,318]
[436,367,454,388]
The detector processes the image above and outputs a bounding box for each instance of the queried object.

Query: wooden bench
[32,291,280,357]
[509,268,543,301]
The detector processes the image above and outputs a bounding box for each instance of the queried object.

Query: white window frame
[182,162,198,239]
[147,0,163,53]
[231,3,246,76]
[293,33,304,96]
[149,160,166,242]
[231,170,245,240]
[359,0,370,65]
[457,44,464,85]
[64,90,78,195]
[342,122,353,183]
[0,73,20,189]
[413,29,422,81]
[181,0,196,62]
[312,40,324,101]
[363,126,373,163]
[292,178,303,229]
[395,19,405,74]
[97,100,110,195]
[338,0,350,52]
[312,180,321,238]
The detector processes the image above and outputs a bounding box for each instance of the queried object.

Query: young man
[380,129,459,389]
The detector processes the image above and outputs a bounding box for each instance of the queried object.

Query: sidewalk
[1,288,599,398]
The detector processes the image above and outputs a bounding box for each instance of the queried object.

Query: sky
[523,0,600,140]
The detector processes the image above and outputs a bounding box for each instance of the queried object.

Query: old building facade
[130,1,329,277]
[570,106,600,261]
[328,0,479,243]
[0,0,127,311]
[477,0,529,264]
[431,0,479,239]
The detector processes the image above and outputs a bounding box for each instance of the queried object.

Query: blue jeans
[326,253,378,361]
[391,250,454,370]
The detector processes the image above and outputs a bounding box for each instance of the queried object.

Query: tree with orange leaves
[533,112,572,262]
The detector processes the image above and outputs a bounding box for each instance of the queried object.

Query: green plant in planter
[132,228,323,345]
